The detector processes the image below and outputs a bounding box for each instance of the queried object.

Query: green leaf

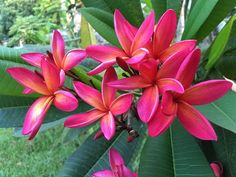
[212,126,236,177]
[0,95,90,128]
[217,53,236,80]
[206,14,236,69]
[58,124,142,177]
[195,0,236,41]
[80,16,96,48]
[182,0,218,40]
[151,0,183,21]
[81,0,112,12]
[197,91,236,133]
[139,120,214,177]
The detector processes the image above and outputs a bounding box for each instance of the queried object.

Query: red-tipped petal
[137,86,159,123]
[102,67,118,107]
[64,109,105,128]
[51,30,65,68]
[108,76,151,90]
[62,49,86,71]
[110,93,133,115]
[177,101,217,140]
[88,61,116,76]
[139,59,158,82]
[7,67,50,95]
[86,45,126,62]
[153,10,177,56]
[181,80,232,105]
[131,11,155,52]
[92,170,115,177]
[21,53,46,67]
[73,81,104,110]
[41,59,61,92]
[148,106,176,137]
[53,90,78,112]
[109,148,125,171]
[100,112,115,140]
[159,40,196,63]
[22,96,54,139]
[114,10,133,54]
[176,48,201,89]
[126,48,148,64]
[157,78,184,94]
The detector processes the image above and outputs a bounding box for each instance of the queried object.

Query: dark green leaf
[217,53,236,80]
[139,120,214,177]
[197,91,236,133]
[182,0,218,40]
[81,0,112,12]
[80,8,120,47]
[195,0,236,41]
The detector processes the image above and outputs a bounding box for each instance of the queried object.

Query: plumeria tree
[1,0,236,177]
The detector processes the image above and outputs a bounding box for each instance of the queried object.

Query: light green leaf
[80,16,96,48]
[80,8,120,47]
[206,14,236,69]
[182,0,218,40]
[139,120,214,177]
[197,91,236,133]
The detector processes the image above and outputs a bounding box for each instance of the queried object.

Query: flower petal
[86,45,126,62]
[108,76,151,90]
[23,87,34,95]
[139,59,158,82]
[88,60,116,76]
[148,106,176,137]
[51,30,65,68]
[22,96,54,139]
[159,40,196,63]
[177,101,217,140]
[102,67,118,107]
[114,9,133,54]
[121,166,137,177]
[110,93,133,115]
[131,11,155,52]
[7,67,50,95]
[181,80,232,105]
[126,48,148,64]
[157,78,184,94]
[92,170,115,177]
[161,92,177,115]
[153,10,177,57]
[210,162,223,177]
[21,53,46,67]
[64,109,106,128]
[53,90,78,112]
[41,59,61,92]
[137,86,159,123]
[62,49,87,71]
[73,81,104,110]
[176,48,201,89]
[109,148,125,171]
[100,112,116,140]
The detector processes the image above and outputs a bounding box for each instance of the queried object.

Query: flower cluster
[8,9,231,148]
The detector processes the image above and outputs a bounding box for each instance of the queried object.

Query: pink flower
[148,48,232,140]
[210,162,223,177]
[64,67,133,140]
[86,9,155,75]
[7,59,78,139]
[108,59,184,123]
[21,30,86,71]
[93,148,137,177]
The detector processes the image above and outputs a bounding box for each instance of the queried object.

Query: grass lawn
[0,126,79,177]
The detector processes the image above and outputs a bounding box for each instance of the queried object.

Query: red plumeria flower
[86,9,155,75]
[21,30,86,72]
[148,48,232,140]
[7,59,78,139]
[93,148,137,177]
[210,162,223,177]
[108,59,184,123]
[64,67,133,140]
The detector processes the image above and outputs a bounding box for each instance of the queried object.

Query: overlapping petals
[65,67,133,140]
[93,148,137,177]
